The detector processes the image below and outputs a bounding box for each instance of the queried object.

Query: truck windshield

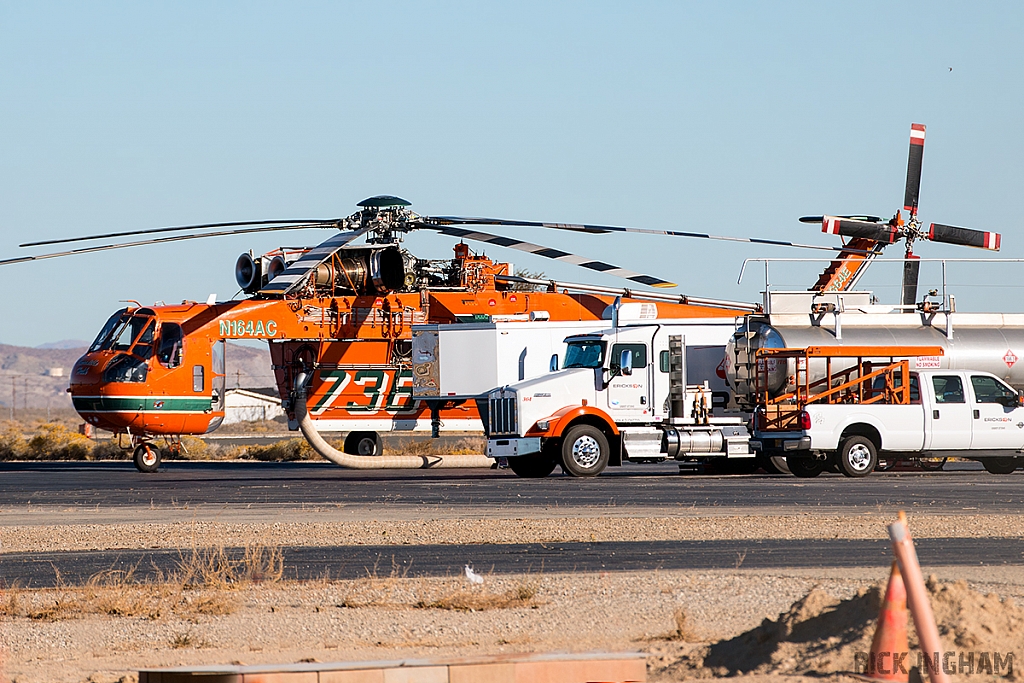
[563,340,605,368]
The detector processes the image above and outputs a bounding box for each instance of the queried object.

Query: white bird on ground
[464,564,484,585]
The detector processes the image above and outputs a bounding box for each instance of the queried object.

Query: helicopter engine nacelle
[267,255,292,281]
[235,253,267,294]
[312,246,406,294]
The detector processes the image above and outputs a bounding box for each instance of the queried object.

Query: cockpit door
[211,340,226,413]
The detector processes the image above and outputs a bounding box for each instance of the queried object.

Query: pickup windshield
[563,340,605,368]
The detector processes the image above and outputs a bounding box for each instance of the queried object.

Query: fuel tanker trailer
[725,291,1024,411]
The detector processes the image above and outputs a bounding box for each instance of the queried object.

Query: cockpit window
[89,308,128,352]
[94,314,155,354]
[563,340,606,369]
[157,323,183,368]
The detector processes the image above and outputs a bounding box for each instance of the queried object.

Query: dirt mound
[649,576,1023,680]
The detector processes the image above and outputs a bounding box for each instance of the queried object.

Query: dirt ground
[2,511,1022,683]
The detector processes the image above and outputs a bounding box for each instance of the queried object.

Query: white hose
[294,374,494,469]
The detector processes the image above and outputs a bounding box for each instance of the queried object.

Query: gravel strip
[3,567,1022,683]
[2,514,1022,554]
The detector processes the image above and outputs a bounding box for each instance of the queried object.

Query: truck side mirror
[620,349,633,376]
[549,354,559,372]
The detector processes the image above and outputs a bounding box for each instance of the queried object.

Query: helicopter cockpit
[85,308,159,383]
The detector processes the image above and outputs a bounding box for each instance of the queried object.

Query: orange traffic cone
[863,562,911,682]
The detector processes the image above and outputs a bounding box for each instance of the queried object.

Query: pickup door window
[969,375,1024,450]
[926,375,972,450]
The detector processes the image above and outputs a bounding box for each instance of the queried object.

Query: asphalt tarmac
[2,461,1021,586]
[3,536,1022,588]
[0,460,1021,513]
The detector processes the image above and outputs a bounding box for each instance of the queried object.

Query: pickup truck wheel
[982,457,1021,475]
[508,454,557,478]
[837,436,877,478]
[786,455,824,478]
[560,425,609,477]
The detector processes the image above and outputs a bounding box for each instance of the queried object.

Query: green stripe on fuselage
[73,396,213,413]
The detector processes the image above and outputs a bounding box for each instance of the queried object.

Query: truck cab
[486,319,752,477]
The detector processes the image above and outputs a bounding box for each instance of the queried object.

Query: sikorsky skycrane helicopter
[4,196,849,471]
[801,123,1001,301]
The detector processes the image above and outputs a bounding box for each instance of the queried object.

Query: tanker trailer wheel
[836,436,878,478]
[919,456,947,471]
[786,455,824,478]
[508,454,558,478]
[560,425,609,477]
[133,443,161,473]
[343,431,383,456]
[982,457,1021,474]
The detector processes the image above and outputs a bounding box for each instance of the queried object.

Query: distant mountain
[0,342,274,408]
[36,340,90,350]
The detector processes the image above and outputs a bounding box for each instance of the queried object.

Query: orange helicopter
[6,194,853,472]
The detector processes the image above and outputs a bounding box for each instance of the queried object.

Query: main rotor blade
[822,216,899,244]
[904,123,926,216]
[20,219,339,248]
[927,223,1001,250]
[902,256,921,307]
[0,224,332,267]
[427,216,847,252]
[417,223,677,288]
[259,227,375,295]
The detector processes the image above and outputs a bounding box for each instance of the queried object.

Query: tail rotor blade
[904,123,926,216]
[822,216,898,244]
[902,256,921,307]
[927,223,1001,250]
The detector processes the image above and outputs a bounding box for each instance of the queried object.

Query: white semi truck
[484,315,753,477]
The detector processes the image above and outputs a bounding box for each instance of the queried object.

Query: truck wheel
[982,457,1021,474]
[560,425,609,477]
[837,436,877,478]
[508,454,557,478]
[133,443,161,473]
[344,431,383,456]
[786,455,824,478]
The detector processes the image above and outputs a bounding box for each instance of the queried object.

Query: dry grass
[0,543,280,622]
[415,581,539,612]
[175,542,284,588]
[0,419,483,462]
[389,437,485,456]
[170,629,211,649]
[640,608,700,643]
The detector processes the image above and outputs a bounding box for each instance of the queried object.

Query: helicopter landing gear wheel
[133,443,161,473]
[343,431,383,456]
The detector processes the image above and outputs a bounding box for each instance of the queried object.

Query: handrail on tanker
[754,345,945,432]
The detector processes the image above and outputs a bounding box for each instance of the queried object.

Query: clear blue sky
[2,2,1023,346]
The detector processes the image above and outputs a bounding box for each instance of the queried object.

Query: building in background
[223,388,284,424]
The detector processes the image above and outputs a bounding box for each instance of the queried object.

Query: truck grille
[489,395,518,436]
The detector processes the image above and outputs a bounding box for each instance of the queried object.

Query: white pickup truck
[754,369,1024,477]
